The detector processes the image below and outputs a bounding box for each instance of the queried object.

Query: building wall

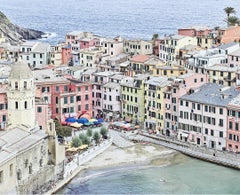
[221,26,240,44]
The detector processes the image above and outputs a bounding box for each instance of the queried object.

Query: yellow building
[144,76,171,132]
[152,63,186,77]
[159,35,197,65]
[206,64,239,86]
[0,32,5,44]
[121,74,150,125]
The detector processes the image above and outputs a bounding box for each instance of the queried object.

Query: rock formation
[0,11,44,43]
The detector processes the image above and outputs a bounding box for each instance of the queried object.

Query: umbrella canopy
[97,118,104,123]
[77,117,89,124]
[65,117,77,123]
[70,122,83,128]
[84,122,94,126]
[89,118,98,122]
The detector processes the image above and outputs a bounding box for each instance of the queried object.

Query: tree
[93,132,100,144]
[152,33,159,40]
[71,136,82,148]
[54,120,72,137]
[224,7,236,26]
[100,127,108,139]
[79,133,90,145]
[227,16,239,26]
[87,128,93,137]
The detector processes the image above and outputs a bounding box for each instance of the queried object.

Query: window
[64,97,68,104]
[205,128,208,134]
[197,104,201,110]
[76,96,81,101]
[85,104,89,110]
[85,94,89,100]
[78,105,81,111]
[219,119,223,127]
[56,97,58,104]
[219,108,223,115]
[64,85,68,92]
[219,131,223,138]
[40,54,43,58]
[24,81,27,89]
[185,101,188,107]
[24,101,27,109]
[0,170,3,183]
[55,86,59,92]
[2,115,6,122]
[85,86,88,91]
[70,96,74,103]
[15,102,18,109]
[37,107,42,113]
[9,164,13,177]
[78,87,81,92]
[236,123,239,131]
[29,163,32,174]
[15,82,18,90]
[211,129,214,136]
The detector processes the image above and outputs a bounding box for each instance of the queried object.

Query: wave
[38,32,57,40]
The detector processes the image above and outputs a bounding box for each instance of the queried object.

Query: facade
[163,73,208,137]
[129,54,151,75]
[226,95,240,152]
[159,35,197,65]
[0,60,65,194]
[178,84,238,151]
[50,44,64,66]
[144,76,170,132]
[221,26,240,44]
[102,82,121,120]
[123,40,153,55]
[20,41,51,68]
[121,74,150,124]
[206,64,239,86]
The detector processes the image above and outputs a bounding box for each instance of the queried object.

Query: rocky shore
[0,11,44,43]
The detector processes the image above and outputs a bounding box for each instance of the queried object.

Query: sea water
[58,154,240,194]
[0,0,239,44]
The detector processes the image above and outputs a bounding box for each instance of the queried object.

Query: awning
[181,132,189,138]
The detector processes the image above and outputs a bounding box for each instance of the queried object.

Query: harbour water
[1,1,240,194]
[0,0,239,44]
[58,154,240,194]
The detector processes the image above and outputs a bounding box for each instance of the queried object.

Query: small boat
[159,178,166,182]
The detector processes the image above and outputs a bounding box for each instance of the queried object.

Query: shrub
[79,133,90,145]
[100,126,108,138]
[71,136,82,148]
[93,132,100,144]
[87,128,93,137]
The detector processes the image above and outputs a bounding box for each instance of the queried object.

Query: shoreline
[54,143,183,194]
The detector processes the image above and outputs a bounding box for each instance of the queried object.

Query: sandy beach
[80,142,181,171]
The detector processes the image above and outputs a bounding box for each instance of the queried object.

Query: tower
[7,60,36,129]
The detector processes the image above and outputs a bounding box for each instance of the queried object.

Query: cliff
[0,11,44,43]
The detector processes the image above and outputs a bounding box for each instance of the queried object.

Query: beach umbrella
[97,118,104,123]
[70,122,83,128]
[89,118,98,123]
[77,117,89,124]
[65,117,77,123]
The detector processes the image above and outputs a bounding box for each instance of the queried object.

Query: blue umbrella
[97,118,104,123]
[65,117,77,122]
[77,117,89,124]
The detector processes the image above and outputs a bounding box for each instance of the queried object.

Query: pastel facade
[178,84,238,150]
[152,64,186,77]
[228,48,240,67]
[102,82,121,120]
[92,71,117,117]
[163,73,208,137]
[123,40,153,55]
[20,41,51,68]
[61,44,72,65]
[159,35,197,65]
[144,76,170,132]
[79,47,105,67]
[129,54,151,75]
[226,95,240,152]
[101,39,124,56]
[206,64,239,86]
[0,87,7,130]
[121,74,150,124]
[221,26,240,44]
[50,44,64,66]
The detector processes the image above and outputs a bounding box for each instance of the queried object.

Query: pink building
[178,26,211,37]
[34,69,93,122]
[35,101,50,131]
[164,73,208,137]
[80,38,99,49]
[0,86,7,130]
[61,45,72,65]
[226,95,240,153]
[221,26,240,44]
[178,83,238,151]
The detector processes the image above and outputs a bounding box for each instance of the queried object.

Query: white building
[20,41,51,68]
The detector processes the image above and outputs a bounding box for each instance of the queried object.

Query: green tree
[71,136,82,148]
[100,127,108,139]
[54,120,72,137]
[87,128,93,137]
[79,133,90,145]
[227,16,239,26]
[224,7,236,26]
[93,132,100,144]
[152,33,159,40]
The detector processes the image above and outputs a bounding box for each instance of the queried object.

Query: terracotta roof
[130,54,151,63]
